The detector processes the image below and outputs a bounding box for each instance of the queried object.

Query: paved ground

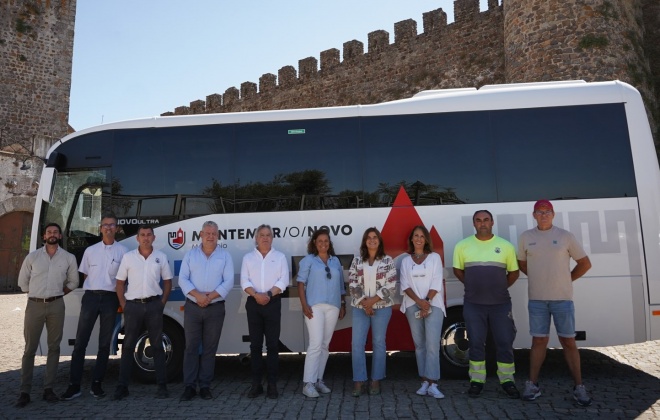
[1,292,660,419]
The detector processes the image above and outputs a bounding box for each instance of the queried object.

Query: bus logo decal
[168,228,186,250]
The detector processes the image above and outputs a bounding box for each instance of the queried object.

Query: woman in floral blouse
[348,227,397,396]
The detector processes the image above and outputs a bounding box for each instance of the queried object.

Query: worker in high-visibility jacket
[453,209,520,399]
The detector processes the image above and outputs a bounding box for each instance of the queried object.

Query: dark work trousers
[183,299,225,389]
[463,300,516,363]
[246,296,282,384]
[69,290,119,386]
[118,299,166,386]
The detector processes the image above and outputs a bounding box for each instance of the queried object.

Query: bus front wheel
[131,318,184,383]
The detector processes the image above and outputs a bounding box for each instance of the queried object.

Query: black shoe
[15,392,30,408]
[155,384,169,399]
[90,381,105,398]
[43,388,59,403]
[60,384,81,401]
[180,386,196,401]
[267,383,278,399]
[199,387,212,400]
[468,382,484,398]
[502,381,520,399]
[112,385,129,401]
[247,383,263,398]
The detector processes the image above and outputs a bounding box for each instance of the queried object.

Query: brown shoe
[15,392,30,408]
[43,388,58,403]
[370,380,381,395]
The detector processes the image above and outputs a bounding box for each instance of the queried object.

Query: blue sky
[69,1,489,131]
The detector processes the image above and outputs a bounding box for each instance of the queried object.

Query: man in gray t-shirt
[517,200,592,406]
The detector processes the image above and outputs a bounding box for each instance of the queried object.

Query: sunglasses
[325,266,331,279]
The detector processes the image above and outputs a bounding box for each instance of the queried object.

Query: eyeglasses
[101,223,117,228]
[534,210,553,216]
[324,266,331,279]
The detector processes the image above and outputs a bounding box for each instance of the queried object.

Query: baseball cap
[533,199,553,211]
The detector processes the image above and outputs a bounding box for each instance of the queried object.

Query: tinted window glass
[492,104,636,201]
[361,112,496,206]
[234,118,361,212]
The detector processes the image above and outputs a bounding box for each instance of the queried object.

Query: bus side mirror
[39,167,57,203]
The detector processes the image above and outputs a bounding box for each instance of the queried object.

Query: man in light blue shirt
[178,221,234,401]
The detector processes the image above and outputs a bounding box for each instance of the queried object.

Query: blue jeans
[351,306,392,381]
[69,290,120,385]
[183,299,225,388]
[528,300,575,338]
[405,305,444,381]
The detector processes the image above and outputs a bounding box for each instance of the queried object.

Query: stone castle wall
[163,0,659,144]
[0,0,77,213]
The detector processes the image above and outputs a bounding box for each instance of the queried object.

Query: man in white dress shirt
[241,224,289,399]
[113,225,172,400]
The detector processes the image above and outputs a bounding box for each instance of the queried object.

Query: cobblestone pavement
[2,292,660,419]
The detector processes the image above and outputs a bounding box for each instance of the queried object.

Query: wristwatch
[267,291,273,298]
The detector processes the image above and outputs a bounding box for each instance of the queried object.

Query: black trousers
[246,296,281,384]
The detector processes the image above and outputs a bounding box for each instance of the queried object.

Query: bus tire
[440,307,470,379]
[132,318,184,383]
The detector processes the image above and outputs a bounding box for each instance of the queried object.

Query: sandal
[369,380,381,395]
[352,381,365,397]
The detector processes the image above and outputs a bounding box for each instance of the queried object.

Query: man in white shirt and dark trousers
[178,221,234,401]
[241,224,289,399]
[61,212,128,400]
[113,225,172,400]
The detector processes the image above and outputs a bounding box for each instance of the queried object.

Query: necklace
[414,253,425,260]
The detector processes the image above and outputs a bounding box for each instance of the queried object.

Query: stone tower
[0,0,77,290]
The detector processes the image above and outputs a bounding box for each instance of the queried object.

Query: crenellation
[206,93,222,112]
[190,100,205,114]
[488,0,499,11]
[174,106,190,115]
[422,9,447,34]
[241,82,257,100]
[455,0,480,22]
[224,87,239,105]
[298,57,318,80]
[259,73,277,92]
[342,40,364,63]
[394,19,417,43]
[368,30,389,54]
[320,48,340,71]
[278,65,297,88]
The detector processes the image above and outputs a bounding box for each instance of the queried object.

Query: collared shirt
[240,247,289,294]
[116,248,173,300]
[79,240,128,292]
[296,254,346,309]
[178,245,234,303]
[18,246,78,298]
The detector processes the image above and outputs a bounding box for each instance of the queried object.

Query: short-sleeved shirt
[517,225,587,300]
[453,235,518,305]
[296,254,345,309]
[116,248,173,300]
[79,241,128,292]
[18,246,78,298]
[178,245,235,303]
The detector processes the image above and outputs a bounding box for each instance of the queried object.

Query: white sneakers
[415,380,444,398]
[427,383,445,399]
[315,380,331,394]
[302,382,319,398]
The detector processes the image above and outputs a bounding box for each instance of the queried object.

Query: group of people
[14,199,593,408]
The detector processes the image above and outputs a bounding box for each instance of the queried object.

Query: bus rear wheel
[132,318,184,383]
[440,308,470,379]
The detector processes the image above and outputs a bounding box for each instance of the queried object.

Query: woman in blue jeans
[348,227,397,396]
[400,225,446,399]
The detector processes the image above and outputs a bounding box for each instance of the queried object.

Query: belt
[187,298,224,306]
[28,295,63,303]
[86,290,115,295]
[130,296,159,303]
